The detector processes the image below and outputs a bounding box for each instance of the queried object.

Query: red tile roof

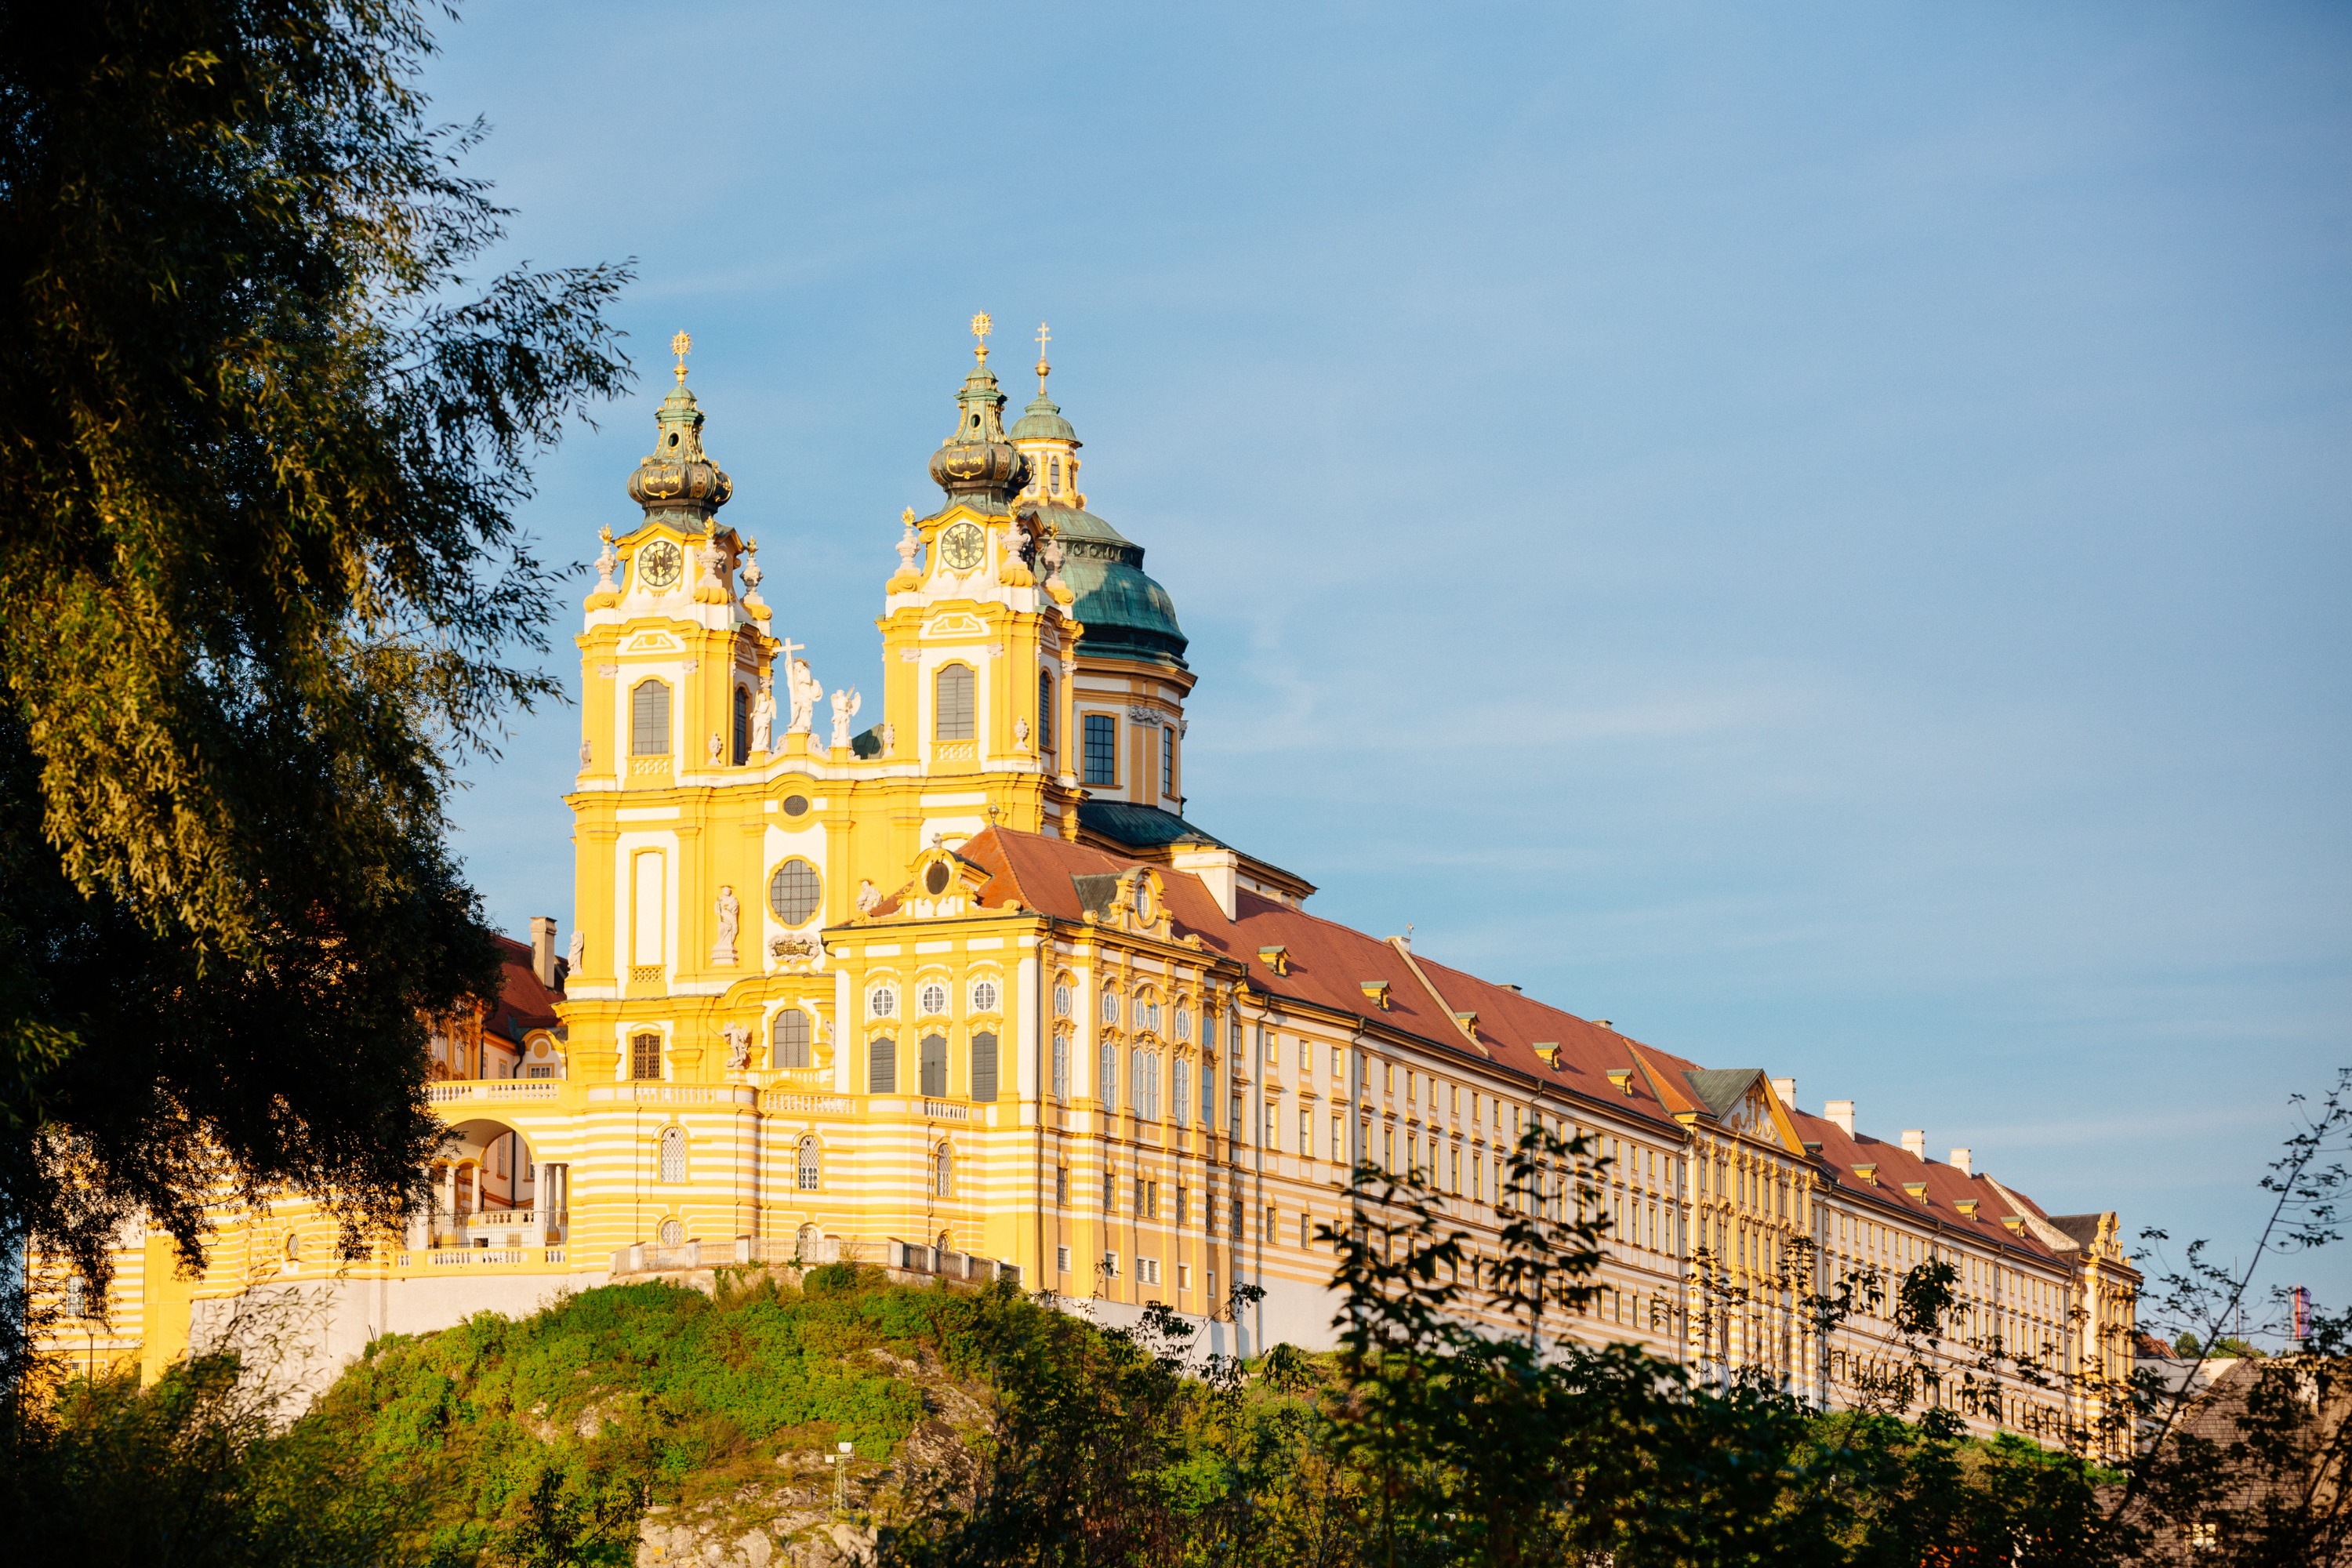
[953,828,1684,1133]
[1784,1103,2062,1264]
[488,935,563,1042]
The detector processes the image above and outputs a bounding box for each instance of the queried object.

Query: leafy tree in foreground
[0,0,629,1369]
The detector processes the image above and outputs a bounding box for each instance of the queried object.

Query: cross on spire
[970,311,993,364]
[1034,321,1051,392]
[671,330,691,384]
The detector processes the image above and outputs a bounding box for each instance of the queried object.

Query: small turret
[926,313,1027,506]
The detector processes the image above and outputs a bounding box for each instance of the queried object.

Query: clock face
[637,539,683,590]
[939,521,986,573]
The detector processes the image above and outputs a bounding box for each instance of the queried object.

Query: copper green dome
[1043,503,1186,667]
[1010,390,1078,443]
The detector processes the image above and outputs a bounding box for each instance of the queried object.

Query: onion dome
[625,333,733,525]
[926,314,1028,507]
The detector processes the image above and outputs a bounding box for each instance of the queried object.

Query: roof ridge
[1385,936,1492,1058]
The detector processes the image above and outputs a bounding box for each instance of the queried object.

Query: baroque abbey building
[48,321,2138,1446]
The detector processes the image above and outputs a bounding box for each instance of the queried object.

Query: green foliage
[0,0,630,1338]
[0,1352,403,1566]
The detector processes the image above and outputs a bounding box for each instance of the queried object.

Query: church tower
[1006,325,1196,820]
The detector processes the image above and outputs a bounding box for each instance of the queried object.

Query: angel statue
[829,688,862,751]
[721,1020,752,1072]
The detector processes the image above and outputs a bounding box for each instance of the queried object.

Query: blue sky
[423,2,2352,1322]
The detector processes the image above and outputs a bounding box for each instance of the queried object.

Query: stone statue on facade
[786,655,821,735]
[711,884,740,966]
[750,674,775,755]
[567,926,584,975]
[829,688,861,751]
[721,1020,752,1072]
[855,879,883,917]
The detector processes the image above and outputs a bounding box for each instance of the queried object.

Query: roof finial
[1034,321,1051,393]
[970,311,993,365]
[671,329,692,385]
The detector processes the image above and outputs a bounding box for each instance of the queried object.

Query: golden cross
[671,330,691,383]
[1034,321,1051,391]
[970,311,993,362]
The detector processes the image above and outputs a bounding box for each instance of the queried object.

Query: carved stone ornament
[721,1020,752,1072]
[597,662,619,679]
[768,931,823,965]
[1127,706,1163,726]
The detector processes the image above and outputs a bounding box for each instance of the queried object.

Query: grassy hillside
[313,1263,1013,1563]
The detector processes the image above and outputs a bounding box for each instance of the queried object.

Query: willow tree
[0,0,630,1359]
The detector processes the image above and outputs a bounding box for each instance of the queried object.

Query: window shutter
[631,681,671,756]
[869,1036,896,1093]
[935,665,975,740]
[920,1033,948,1097]
[971,1030,998,1102]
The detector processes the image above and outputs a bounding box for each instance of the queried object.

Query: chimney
[1827,1099,1856,1137]
[530,916,558,989]
[1951,1147,1973,1177]
[1771,1076,1795,1107]
[1902,1129,1926,1161]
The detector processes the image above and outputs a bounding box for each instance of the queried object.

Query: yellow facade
[35,324,2135,1450]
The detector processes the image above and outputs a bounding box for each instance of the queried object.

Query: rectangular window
[1200,1057,1216,1128]
[1083,713,1117,785]
[1160,726,1174,797]
[1039,670,1055,755]
[1331,1115,1342,1162]
[1054,1167,1069,1205]
[1139,1258,1161,1285]
[1103,1252,1120,1279]
[935,664,976,741]
[1100,1040,1118,1112]
[1178,1262,1192,1290]
[773,1009,811,1069]
[1057,1245,1072,1275]
[869,1035,896,1093]
[1299,1110,1310,1156]
[631,1033,662,1081]
[1052,1033,1069,1100]
[630,679,671,756]
[971,1030,999,1102]
[1265,1205,1277,1243]
[1175,1185,1188,1225]
[1104,1170,1116,1213]
[920,1033,948,1098]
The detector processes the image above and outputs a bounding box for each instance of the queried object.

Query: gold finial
[902,506,916,527]
[671,330,692,384]
[1034,321,1051,393]
[970,311,993,363]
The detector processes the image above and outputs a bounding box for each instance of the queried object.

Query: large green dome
[1042,503,1186,667]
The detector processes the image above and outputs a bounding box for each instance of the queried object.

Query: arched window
[1039,670,1055,755]
[971,1030,999,1103]
[1100,989,1120,1026]
[933,1145,953,1198]
[1053,978,1073,1017]
[1099,1040,1118,1112]
[935,663,975,741]
[659,1126,685,1183]
[796,1135,820,1192]
[772,1009,811,1069]
[631,1032,662,1081]
[919,1033,948,1097]
[631,680,671,756]
[1176,1006,1192,1042]
[731,683,750,766]
[1052,1030,1070,1100]
[284,1232,300,1263]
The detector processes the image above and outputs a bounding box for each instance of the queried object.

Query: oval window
[924,860,951,896]
[971,978,1000,1012]
[869,985,898,1018]
[782,793,809,817]
[918,982,949,1016]
[768,858,821,924]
